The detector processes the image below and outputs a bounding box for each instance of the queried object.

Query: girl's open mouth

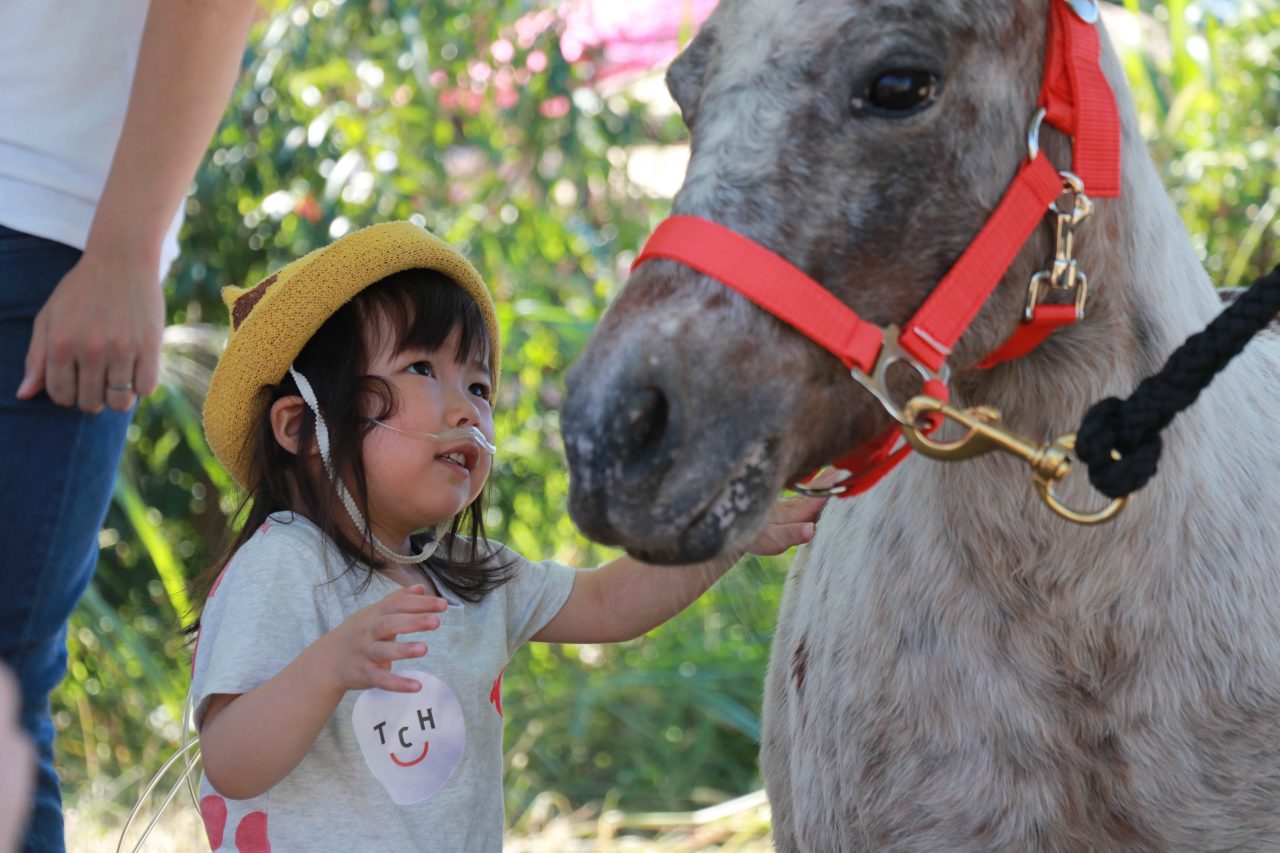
[435,442,479,471]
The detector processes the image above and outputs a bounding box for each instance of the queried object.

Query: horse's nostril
[627,388,669,451]
[612,384,681,483]
[563,363,684,514]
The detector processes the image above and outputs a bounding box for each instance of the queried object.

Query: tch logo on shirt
[352,671,465,805]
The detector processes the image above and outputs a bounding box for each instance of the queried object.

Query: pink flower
[515,9,557,50]
[539,95,571,119]
[559,0,718,80]
[491,38,515,64]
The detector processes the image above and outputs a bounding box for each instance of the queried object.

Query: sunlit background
[58,0,1278,848]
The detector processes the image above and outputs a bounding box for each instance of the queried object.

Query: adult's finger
[76,342,109,414]
[133,335,162,398]
[16,313,47,400]
[43,326,80,408]
[104,385,139,413]
[105,358,139,413]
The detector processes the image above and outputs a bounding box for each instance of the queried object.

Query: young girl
[189,221,822,852]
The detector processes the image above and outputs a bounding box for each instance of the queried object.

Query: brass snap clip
[1025,171,1094,321]
[899,396,1127,525]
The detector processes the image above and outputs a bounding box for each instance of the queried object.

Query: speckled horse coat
[560,0,1280,849]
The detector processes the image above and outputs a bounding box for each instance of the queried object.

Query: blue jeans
[0,225,132,852]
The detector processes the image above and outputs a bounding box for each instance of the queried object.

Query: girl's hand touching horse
[315,584,447,694]
[743,494,827,558]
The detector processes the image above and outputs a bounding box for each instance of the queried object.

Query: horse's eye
[855,70,940,117]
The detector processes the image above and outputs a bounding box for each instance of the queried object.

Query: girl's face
[359,323,495,548]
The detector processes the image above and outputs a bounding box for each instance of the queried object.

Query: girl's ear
[269,396,311,455]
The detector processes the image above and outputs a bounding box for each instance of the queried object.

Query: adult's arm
[17,0,260,414]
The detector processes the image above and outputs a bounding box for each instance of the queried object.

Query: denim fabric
[0,225,132,852]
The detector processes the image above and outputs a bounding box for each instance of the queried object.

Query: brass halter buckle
[899,396,1127,525]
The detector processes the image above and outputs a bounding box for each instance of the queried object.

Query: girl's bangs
[358,270,491,369]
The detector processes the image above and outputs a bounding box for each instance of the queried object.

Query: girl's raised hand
[315,584,447,694]
[743,494,828,558]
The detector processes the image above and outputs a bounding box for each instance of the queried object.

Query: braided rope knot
[1074,265,1280,501]
[1076,397,1162,498]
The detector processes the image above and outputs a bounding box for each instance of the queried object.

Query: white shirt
[0,0,182,274]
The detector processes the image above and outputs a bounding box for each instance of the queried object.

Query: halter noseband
[632,0,1121,497]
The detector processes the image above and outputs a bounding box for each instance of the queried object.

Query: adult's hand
[16,248,163,413]
[14,0,259,416]
[0,666,34,853]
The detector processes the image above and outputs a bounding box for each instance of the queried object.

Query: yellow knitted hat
[203,221,500,490]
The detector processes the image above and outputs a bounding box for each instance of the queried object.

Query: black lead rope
[1075,264,1280,500]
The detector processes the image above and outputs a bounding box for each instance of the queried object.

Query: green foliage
[1121,0,1280,282]
[504,557,786,818]
[55,0,1279,834]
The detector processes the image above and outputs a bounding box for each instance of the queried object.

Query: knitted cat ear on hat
[203,221,500,490]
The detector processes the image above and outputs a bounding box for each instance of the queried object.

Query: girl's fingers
[751,521,818,556]
[378,612,441,638]
[383,588,449,613]
[370,669,422,693]
[774,494,827,523]
[799,468,849,491]
[778,521,817,547]
[368,640,427,664]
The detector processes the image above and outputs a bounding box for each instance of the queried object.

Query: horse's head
[563,0,1084,563]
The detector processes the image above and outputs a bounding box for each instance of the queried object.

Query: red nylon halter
[631,0,1121,496]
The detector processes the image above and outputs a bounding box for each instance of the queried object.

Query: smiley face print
[352,670,465,805]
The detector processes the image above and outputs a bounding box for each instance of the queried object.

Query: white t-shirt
[189,513,578,852]
[0,0,182,273]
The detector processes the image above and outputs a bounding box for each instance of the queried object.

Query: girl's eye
[470,383,492,401]
[407,361,434,377]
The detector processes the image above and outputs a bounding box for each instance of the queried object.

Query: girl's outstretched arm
[532,495,825,645]
[199,585,446,800]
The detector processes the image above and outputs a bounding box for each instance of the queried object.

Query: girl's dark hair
[188,269,513,628]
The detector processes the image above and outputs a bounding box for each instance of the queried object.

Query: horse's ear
[667,26,716,127]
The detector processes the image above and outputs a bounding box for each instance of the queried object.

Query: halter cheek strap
[631,0,1121,496]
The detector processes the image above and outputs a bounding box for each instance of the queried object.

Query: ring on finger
[106,381,135,393]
